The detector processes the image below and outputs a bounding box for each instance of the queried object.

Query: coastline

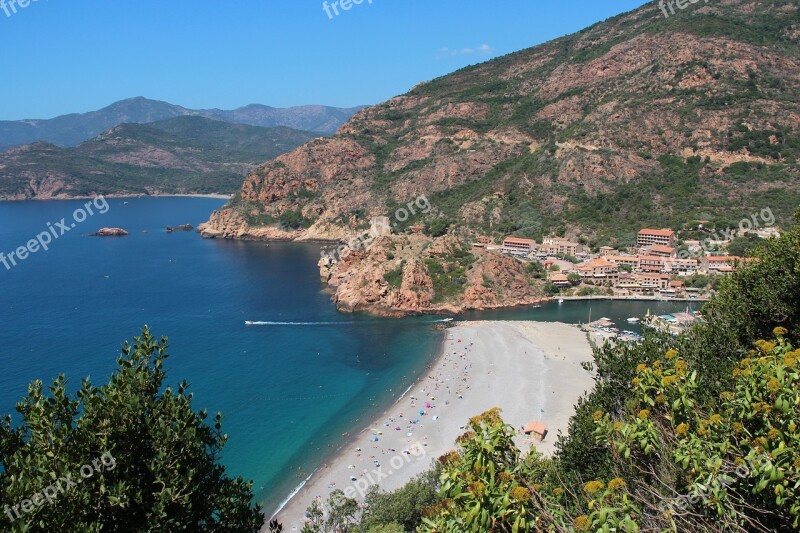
[0,193,234,201]
[272,320,595,531]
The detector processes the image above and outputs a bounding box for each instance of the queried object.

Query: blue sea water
[0,197,691,516]
[0,197,443,515]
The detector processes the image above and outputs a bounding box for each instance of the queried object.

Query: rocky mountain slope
[201,0,799,314]
[0,117,317,199]
[0,97,362,151]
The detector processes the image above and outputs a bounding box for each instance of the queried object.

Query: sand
[271,321,595,531]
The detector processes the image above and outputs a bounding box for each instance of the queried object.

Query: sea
[0,197,691,516]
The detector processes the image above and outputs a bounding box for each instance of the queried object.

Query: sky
[0,0,649,120]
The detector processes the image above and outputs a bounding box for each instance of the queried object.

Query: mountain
[199,0,799,314]
[0,117,318,199]
[0,98,363,151]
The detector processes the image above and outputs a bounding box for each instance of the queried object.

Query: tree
[0,328,263,532]
[425,218,451,237]
[355,470,439,532]
[567,272,582,286]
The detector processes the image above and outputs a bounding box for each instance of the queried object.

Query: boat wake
[245,318,455,326]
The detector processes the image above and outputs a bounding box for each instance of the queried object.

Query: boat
[442,318,454,322]
[558,299,564,304]
[245,321,255,325]
[627,317,640,323]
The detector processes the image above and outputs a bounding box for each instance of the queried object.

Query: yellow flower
[773,327,788,336]
[498,471,513,483]
[662,375,678,387]
[768,428,780,441]
[674,360,688,374]
[608,477,627,493]
[676,423,689,436]
[638,409,650,420]
[553,487,564,497]
[759,342,777,354]
[613,421,623,432]
[468,481,486,497]
[653,360,662,369]
[574,515,591,531]
[583,480,605,496]
[593,410,604,422]
[720,391,734,401]
[732,422,744,434]
[655,394,666,405]
[636,363,648,374]
[665,349,679,360]
[510,486,531,500]
[709,414,723,425]
[767,379,781,394]
[794,457,800,469]
[632,377,641,386]
[788,422,797,433]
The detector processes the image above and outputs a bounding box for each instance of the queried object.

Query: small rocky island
[90,228,129,237]
[166,224,194,233]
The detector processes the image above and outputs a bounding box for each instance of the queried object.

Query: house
[598,246,615,257]
[577,258,619,285]
[548,272,572,288]
[523,421,548,441]
[669,280,686,294]
[410,225,425,234]
[501,237,537,255]
[637,228,676,248]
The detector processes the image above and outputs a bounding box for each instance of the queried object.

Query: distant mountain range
[0,116,318,199]
[0,97,364,151]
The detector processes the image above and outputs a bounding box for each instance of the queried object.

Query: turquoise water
[0,197,691,516]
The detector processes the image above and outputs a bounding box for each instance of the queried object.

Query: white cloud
[437,43,495,58]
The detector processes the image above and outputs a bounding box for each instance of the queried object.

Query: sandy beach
[272,320,595,531]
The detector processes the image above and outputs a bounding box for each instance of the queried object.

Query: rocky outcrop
[166,224,193,233]
[319,234,546,316]
[90,228,129,237]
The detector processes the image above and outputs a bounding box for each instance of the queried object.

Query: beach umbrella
[425,402,431,408]
[419,409,425,415]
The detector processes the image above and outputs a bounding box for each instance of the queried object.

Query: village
[471,226,778,301]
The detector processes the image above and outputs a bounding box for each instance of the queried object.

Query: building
[577,258,619,285]
[605,255,639,268]
[409,225,425,234]
[637,228,676,248]
[501,237,537,255]
[637,256,668,273]
[668,257,699,275]
[540,237,582,257]
[632,273,671,290]
[704,255,742,273]
[640,244,676,258]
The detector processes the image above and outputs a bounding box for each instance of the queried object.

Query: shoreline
[271,320,595,531]
[267,332,448,521]
[0,193,234,201]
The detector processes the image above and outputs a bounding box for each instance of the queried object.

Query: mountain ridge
[0,116,318,199]
[0,97,363,151]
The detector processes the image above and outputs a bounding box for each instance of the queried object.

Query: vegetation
[0,328,263,531]
[424,243,476,303]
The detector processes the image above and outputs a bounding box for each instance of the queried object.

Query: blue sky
[0,0,648,120]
